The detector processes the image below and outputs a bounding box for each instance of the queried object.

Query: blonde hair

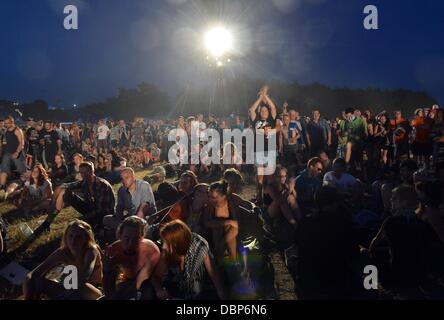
[60,220,97,252]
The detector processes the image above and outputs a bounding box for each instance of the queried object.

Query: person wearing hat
[411,108,434,167]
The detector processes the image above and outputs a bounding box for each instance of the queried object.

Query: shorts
[1,152,27,174]
[97,139,108,150]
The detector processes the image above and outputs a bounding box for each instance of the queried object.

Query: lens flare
[204,27,233,58]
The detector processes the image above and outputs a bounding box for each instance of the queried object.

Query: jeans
[1,151,26,174]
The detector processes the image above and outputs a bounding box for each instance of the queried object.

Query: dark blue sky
[1,0,443,107]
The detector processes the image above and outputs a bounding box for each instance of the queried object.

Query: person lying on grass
[23,220,103,300]
[103,216,160,300]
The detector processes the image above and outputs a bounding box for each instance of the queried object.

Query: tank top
[5,127,19,154]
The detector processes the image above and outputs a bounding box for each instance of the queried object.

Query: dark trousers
[63,189,103,228]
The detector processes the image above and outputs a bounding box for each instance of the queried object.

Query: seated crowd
[0,86,444,300]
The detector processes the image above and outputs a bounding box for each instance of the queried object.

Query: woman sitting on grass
[48,153,69,187]
[95,153,110,178]
[23,220,103,300]
[153,219,225,300]
[201,181,240,263]
[2,164,53,215]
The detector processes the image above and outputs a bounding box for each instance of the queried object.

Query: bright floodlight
[204,27,233,58]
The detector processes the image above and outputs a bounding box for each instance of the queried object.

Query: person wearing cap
[411,108,434,167]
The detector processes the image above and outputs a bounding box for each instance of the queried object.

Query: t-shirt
[110,126,120,141]
[39,129,61,155]
[289,121,304,145]
[339,117,366,145]
[150,148,160,160]
[323,172,357,191]
[25,180,52,199]
[307,119,329,146]
[296,169,322,215]
[253,116,276,153]
[132,180,155,208]
[26,127,40,147]
[390,118,411,143]
[97,125,110,140]
[411,117,434,144]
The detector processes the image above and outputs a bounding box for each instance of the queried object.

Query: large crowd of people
[1,84,444,300]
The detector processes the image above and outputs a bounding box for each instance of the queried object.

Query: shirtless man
[103,216,160,300]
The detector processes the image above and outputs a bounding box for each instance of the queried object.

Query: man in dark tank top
[0,116,26,190]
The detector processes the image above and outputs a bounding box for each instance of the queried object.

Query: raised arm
[249,96,262,122]
[263,94,277,120]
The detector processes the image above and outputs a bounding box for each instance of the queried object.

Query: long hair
[30,164,49,187]
[60,220,97,253]
[55,153,66,166]
[97,153,107,165]
[160,220,192,266]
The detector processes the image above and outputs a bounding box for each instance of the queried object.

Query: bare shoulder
[142,239,160,251]
[141,239,160,254]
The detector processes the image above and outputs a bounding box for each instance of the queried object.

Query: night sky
[1,0,443,107]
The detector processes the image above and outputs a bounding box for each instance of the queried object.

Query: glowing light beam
[204,26,233,58]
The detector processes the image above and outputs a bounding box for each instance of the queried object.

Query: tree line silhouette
[0,77,437,122]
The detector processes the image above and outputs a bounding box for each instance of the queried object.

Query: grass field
[0,168,296,300]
